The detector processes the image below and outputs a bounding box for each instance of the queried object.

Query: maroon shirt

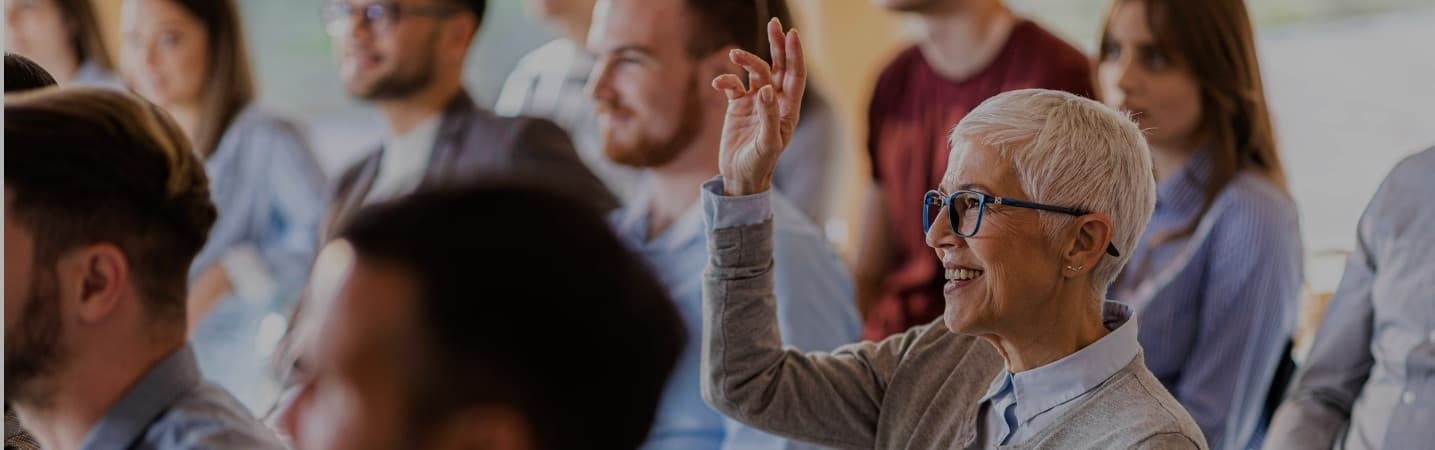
[865,20,1093,341]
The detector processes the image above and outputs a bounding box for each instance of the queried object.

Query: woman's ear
[1066,214,1115,277]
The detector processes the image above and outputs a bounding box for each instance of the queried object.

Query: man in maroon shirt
[855,0,1093,340]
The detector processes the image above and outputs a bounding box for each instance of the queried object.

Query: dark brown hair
[5,87,218,325]
[341,180,683,450]
[167,0,256,157]
[1098,0,1285,244]
[5,53,58,92]
[54,0,114,71]
[684,0,791,61]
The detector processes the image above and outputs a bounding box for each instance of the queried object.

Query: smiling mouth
[945,268,983,281]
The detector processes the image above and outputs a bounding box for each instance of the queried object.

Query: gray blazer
[702,219,1208,449]
[326,91,617,237]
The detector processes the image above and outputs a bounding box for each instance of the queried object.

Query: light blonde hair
[949,89,1156,296]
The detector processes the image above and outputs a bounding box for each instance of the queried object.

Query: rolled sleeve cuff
[220,245,277,305]
[702,176,773,230]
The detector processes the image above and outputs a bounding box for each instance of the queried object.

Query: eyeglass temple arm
[995,197,1122,257]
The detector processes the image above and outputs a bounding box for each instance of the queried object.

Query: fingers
[729,49,772,95]
[768,18,786,88]
[756,84,780,154]
[784,29,807,103]
[711,74,745,100]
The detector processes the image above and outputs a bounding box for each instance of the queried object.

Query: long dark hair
[167,0,256,157]
[1098,0,1285,245]
[54,0,114,70]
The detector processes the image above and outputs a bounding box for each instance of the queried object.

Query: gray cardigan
[701,213,1208,449]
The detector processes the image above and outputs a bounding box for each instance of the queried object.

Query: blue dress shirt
[78,345,283,450]
[614,178,860,450]
[1266,146,1435,450]
[1113,149,1303,450]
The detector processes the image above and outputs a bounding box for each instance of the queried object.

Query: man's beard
[354,32,441,101]
[600,77,705,169]
[4,269,65,407]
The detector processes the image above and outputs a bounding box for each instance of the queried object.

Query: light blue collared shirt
[614,178,860,450]
[79,345,283,450]
[1266,146,1435,450]
[977,301,1142,446]
[1114,149,1302,450]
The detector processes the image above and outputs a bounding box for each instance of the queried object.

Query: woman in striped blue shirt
[1097,1,1303,449]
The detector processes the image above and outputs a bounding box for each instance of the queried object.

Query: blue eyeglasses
[923,190,1121,257]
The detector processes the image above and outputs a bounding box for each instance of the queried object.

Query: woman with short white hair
[697,19,1206,449]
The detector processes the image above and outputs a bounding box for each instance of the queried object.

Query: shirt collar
[978,301,1141,424]
[611,178,704,252]
[1156,146,1214,219]
[79,344,203,450]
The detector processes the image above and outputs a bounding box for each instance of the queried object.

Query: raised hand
[712,17,806,196]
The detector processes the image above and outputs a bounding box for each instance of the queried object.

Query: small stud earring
[1065,264,1084,272]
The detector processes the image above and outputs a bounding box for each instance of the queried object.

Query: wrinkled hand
[714,18,806,196]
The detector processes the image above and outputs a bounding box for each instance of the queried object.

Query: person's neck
[14,339,183,450]
[164,102,204,148]
[378,80,462,137]
[914,1,1018,81]
[1149,139,1201,183]
[982,294,1107,373]
[643,140,719,241]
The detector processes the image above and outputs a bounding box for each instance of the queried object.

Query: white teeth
[945,268,983,281]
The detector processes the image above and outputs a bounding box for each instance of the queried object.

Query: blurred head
[274,182,684,450]
[4,0,113,80]
[1096,0,1283,240]
[5,53,58,92]
[119,0,255,156]
[323,0,485,101]
[4,88,217,405]
[588,0,778,168]
[925,89,1154,335]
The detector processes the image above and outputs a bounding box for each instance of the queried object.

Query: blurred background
[70,0,1433,300]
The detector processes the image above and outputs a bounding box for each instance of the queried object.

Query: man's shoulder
[141,383,283,449]
[1007,19,1088,65]
[454,106,568,152]
[1379,145,1435,199]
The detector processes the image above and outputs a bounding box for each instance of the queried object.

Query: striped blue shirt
[1113,149,1302,450]
[1265,146,1435,450]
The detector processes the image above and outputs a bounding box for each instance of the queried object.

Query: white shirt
[366,116,442,205]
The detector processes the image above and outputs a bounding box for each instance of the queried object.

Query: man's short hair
[339,180,685,450]
[5,53,58,92]
[5,88,217,325]
[683,0,788,60]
